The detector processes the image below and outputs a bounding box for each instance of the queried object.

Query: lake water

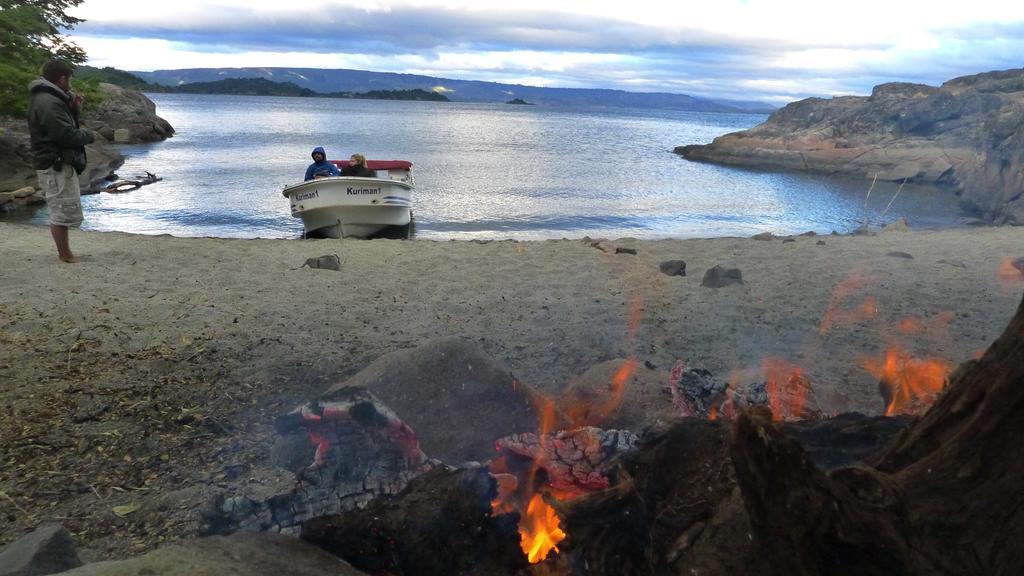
[6,93,968,240]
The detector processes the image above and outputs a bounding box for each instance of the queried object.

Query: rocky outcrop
[0,83,173,209]
[0,121,36,195]
[83,83,175,143]
[677,68,1024,224]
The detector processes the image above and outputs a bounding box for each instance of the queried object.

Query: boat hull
[283,177,413,238]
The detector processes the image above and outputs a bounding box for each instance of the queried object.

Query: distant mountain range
[129,67,775,113]
[77,68,450,101]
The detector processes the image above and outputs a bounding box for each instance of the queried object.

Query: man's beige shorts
[37,164,83,227]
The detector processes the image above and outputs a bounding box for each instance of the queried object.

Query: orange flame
[997,257,1024,291]
[562,358,638,427]
[897,311,954,335]
[558,292,644,427]
[819,274,878,335]
[535,396,557,438]
[519,493,567,563]
[862,346,952,416]
[491,291,645,564]
[762,357,810,421]
[820,297,878,335]
[488,393,569,564]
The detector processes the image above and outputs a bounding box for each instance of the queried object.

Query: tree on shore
[0,0,86,117]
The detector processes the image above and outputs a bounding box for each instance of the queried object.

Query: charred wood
[294,413,909,575]
[301,467,526,576]
[496,427,639,495]
[201,387,436,535]
[554,420,761,576]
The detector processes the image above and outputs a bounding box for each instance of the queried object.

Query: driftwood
[732,291,1024,576]
[102,171,161,193]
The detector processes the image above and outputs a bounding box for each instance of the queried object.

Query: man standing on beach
[27,59,95,263]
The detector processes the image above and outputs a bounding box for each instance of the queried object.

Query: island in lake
[77,67,450,101]
[506,98,535,105]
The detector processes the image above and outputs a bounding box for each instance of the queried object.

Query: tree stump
[731,292,1024,575]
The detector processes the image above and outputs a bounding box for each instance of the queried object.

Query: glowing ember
[862,346,953,416]
[490,471,518,515]
[670,361,819,421]
[519,493,566,563]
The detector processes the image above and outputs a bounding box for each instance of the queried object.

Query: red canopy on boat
[331,160,412,170]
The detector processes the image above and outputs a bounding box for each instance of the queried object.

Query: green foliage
[0,0,86,117]
[0,2,48,66]
[0,61,35,117]
[0,0,85,66]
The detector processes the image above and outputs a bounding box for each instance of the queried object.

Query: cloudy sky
[69,0,1024,104]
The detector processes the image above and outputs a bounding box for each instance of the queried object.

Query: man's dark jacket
[27,78,94,174]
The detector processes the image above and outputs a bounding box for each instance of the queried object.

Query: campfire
[197,263,1024,575]
[488,365,641,564]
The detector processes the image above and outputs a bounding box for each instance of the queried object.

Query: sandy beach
[2,220,1023,559]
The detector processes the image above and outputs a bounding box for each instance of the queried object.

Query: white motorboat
[283,160,414,238]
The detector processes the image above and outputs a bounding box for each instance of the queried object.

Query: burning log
[554,420,744,575]
[301,466,527,576]
[546,414,916,575]
[492,427,639,566]
[668,359,823,421]
[292,412,910,574]
[731,292,1024,575]
[495,427,638,495]
[201,387,437,535]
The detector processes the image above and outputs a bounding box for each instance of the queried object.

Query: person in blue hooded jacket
[304,146,340,180]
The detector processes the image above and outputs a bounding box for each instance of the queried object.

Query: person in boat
[340,153,376,177]
[304,146,340,181]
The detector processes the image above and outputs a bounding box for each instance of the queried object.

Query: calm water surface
[7,94,967,239]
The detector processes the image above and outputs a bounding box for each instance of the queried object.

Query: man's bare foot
[59,255,81,263]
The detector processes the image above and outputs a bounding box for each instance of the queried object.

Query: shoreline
[4,220,1023,406]
[2,221,1023,558]
[0,208,982,242]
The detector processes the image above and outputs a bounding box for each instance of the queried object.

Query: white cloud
[68,0,1024,102]
[72,36,366,70]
